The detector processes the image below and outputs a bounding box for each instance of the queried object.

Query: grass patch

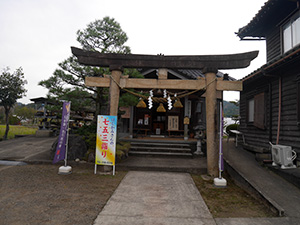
[192,173,276,218]
[0,125,37,139]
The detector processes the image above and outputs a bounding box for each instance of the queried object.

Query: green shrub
[75,123,97,136]
[120,141,131,149]
[75,123,132,163]
[9,116,21,125]
[116,150,125,163]
[116,142,131,160]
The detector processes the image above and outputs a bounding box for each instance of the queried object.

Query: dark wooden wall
[240,76,270,149]
[240,68,300,156]
[266,27,281,62]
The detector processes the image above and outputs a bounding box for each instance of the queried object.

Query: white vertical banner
[95,115,117,175]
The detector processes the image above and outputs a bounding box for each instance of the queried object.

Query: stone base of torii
[71,47,258,177]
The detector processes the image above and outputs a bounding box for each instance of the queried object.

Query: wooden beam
[85,76,243,91]
[216,80,243,91]
[86,77,110,87]
[85,77,206,90]
[72,47,259,70]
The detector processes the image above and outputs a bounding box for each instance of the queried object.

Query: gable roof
[237,0,298,39]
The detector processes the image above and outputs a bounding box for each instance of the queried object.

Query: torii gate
[71,47,258,177]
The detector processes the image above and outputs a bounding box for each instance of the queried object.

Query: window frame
[282,11,300,53]
[247,92,266,129]
[247,98,254,123]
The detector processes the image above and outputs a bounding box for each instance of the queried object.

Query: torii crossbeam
[71,47,258,177]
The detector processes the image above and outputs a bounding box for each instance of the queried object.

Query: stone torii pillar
[204,68,218,176]
[71,47,258,177]
[109,66,123,116]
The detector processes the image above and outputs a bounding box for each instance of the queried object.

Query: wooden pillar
[109,68,123,116]
[129,106,134,138]
[204,68,218,177]
[158,68,168,80]
[184,96,189,140]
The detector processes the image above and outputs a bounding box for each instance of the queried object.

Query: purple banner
[219,102,224,172]
[53,102,71,164]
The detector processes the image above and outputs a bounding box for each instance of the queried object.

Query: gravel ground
[0,163,126,225]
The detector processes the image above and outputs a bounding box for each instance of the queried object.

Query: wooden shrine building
[124,69,234,138]
[71,47,258,176]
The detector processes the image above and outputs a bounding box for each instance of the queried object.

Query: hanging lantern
[136,98,147,108]
[156,103,166,112]
[174,98,183,108]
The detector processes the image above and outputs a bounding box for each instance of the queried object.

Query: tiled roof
[142,69,236,81]
[241,44,300,82]
[176,69,236,81]
[237,0,296,39]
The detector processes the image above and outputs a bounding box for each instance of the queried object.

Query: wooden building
[237,0,300,163]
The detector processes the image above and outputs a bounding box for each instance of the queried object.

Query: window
[254,93,265,129]
[247,93,265,129]
[248,98,254,123]
[283,12,300,53]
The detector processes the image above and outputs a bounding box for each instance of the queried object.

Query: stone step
[130,146,192,153]
[129,151,193,157]
[130,142,190,148]
[124,138,196,157]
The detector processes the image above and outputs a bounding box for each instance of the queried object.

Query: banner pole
[213,101,227,187]
[94,164,97,174]
[65,102,71,167]
[64,118,70,167]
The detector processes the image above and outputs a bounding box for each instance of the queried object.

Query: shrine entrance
[71,47,258,176]
[134,99,186,137]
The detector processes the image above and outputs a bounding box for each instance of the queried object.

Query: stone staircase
[128,140,195,158]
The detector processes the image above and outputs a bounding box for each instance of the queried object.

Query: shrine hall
[118,69,235,139]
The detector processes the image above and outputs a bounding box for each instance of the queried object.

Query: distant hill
[223,101,239,117]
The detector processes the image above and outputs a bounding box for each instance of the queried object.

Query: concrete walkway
[117,155,206,174]
[94,171,216,225]
[222,140,300,225]
[0,136,56,163]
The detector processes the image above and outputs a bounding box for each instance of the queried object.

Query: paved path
[224,141,300,218]
[94,171,216,225]
[0,136,56,163]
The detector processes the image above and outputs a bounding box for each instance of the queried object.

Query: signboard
[168,116,179,131]
[53,102,71,164]
[184,116,190,125]
[95,115,117,167]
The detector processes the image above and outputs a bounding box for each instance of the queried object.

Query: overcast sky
[0,0,267,104]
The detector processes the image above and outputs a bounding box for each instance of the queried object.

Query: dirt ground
[0,163,276,225]
[0,163,126,225]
